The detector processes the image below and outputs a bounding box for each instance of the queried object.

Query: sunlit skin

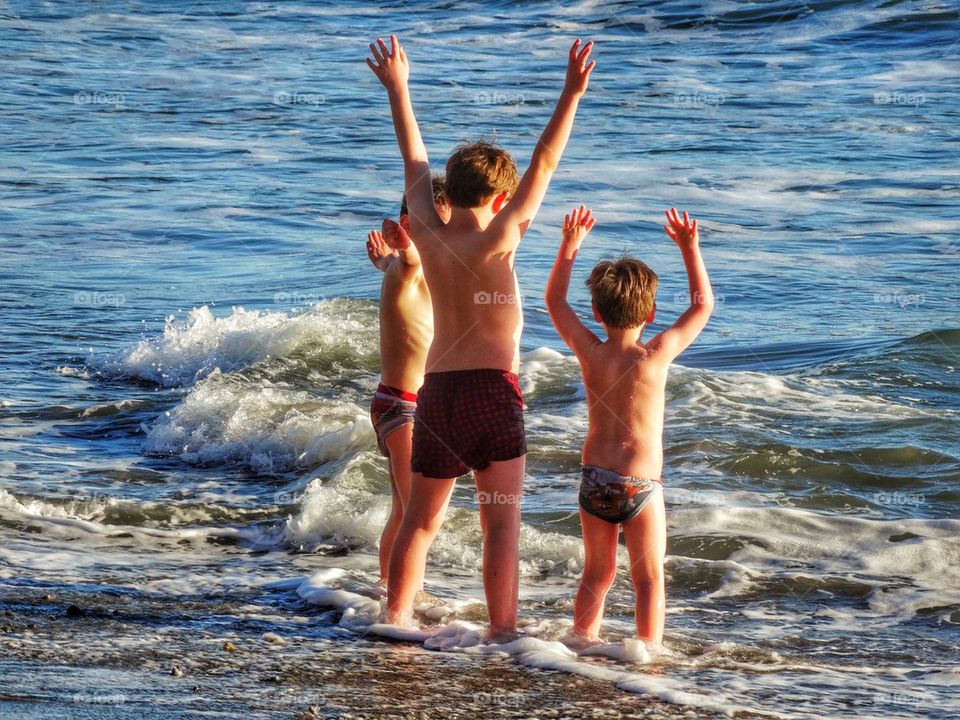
[545,206,714,645]
[367,34,595,640]
[365,206,450,586]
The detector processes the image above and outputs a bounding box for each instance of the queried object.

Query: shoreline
[0,584,729,720]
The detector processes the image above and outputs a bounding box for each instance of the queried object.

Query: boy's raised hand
[564,39,596,97]
[366,34,408,93]
[664,208,699,249]
[561,205,597,252]
[366,230,396,270]
[381,217,412,250]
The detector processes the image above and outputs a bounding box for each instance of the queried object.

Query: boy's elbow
[531,147,559,175]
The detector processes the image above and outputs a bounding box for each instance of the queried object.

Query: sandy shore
[0,583,736,720]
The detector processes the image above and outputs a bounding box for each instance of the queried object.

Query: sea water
[1,1,959,718]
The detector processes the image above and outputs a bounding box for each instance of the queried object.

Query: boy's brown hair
[586,257,659,329]
[400,175,448,216]
[444,140,520,208]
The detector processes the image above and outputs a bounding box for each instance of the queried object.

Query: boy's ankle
[485,626,518,643]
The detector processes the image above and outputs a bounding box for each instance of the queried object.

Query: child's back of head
[444,140,519,209]
[586,257,658,330]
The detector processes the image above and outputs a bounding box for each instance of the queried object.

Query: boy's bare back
[366,35,596,374]
[415,217,525,373]
[379,251,432,390]
[579,340,670,480]
[546,206,714,480]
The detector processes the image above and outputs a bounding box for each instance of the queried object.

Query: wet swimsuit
[411,369,526,479]
[578,465,662,525]
[370,383,418,456]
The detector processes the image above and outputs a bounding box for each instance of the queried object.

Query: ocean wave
[88,299,379,388]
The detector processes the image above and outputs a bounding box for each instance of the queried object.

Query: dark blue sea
[1,1,958,718]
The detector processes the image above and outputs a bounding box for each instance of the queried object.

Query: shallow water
[2,1,959,718]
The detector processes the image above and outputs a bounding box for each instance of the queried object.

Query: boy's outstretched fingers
[381,217,412,250]
[565,38,596,94]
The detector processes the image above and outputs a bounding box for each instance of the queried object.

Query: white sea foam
[284,455,587,575]
[143,372,372,474]
[90,300,377,387]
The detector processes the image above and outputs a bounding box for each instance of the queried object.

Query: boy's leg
[622,489,666,644]
[473,456,525,640]
[386,472,456,625]
[573,509,620,640]
[378,425,414,585]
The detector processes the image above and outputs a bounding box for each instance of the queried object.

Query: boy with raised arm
[545,206,714,645]
[366,35,595,640]
[365,176,450,587]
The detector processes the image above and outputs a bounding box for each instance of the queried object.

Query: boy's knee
[583,563,617,590]
[631,562,664,590]
[403,508,444,535]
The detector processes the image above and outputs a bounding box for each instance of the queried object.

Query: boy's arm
[492,39,596,246]
[366,35,443,240]
[648,209,715,360]
[545,205,602,357]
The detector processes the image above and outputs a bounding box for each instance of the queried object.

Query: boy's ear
[491,191,510,214]
[399,214,410,233]
[592,301,602,325]
[646,303,656,325]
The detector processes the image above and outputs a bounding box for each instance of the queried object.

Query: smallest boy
[366,176,450,586]
[545,206,714,645]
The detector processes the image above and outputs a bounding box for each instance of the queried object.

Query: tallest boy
[367,34,595,640]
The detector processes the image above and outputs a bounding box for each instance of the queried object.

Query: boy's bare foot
[563,631,602,651]
[366,229,396,270]
[485,626,519,644]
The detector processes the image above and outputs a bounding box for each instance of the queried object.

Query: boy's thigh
[578,508,621,564]
[384,424,414,498]
[622,489,666,571]
[474,457,525,525]
[404,474,457,524]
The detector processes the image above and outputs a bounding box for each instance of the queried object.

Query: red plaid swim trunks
[370,383,418,456]
[411,369,526,479]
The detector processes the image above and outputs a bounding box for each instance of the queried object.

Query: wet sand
[0,585,732,719]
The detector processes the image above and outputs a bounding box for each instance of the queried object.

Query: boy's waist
[374,383,419,403]
[424,368,519,382]
[425,343,520,375]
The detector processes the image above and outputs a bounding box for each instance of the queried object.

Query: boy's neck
[604,324,645,348]
[447,204,494,232]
